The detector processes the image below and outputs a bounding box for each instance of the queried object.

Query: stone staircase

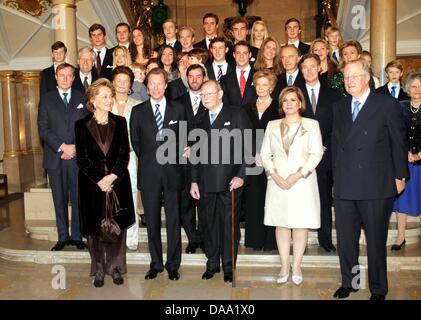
[11,187,421,270]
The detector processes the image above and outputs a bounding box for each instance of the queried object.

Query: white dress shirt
[57,87,72,102]
[306,81,321,105]
[79,71,92,86]
[150,97,167,119]
[351,88,371,113]
[288,40,300,49]
[189,91,202,115]
[212,60,228,78]
[387,82,401,99]
[286,68,299,85]
[94,47,107,65]
[209,103,223,123]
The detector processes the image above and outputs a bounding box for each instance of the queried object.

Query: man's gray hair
[77,46,96,63]
[202,79,222,92]
[343,58,371,77]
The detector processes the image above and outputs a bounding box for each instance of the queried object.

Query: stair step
[24,219,421,246]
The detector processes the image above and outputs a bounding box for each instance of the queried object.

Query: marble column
[52,0,78,66]
[370,0,397,84]
[0,71,25,192]
[17,72,46,186]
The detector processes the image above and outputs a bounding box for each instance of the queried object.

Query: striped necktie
[217,64,223,81]
[154,104,163,133]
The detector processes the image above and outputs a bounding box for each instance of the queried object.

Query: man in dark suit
[130,68,185,281]
[72,46,98,94]
[332,59,408,300]
[111,22,131,52]
[284,18,309,55]
[37,63,89,251]
[194,13,220,59]
[154,19,182,56]
[175,64,207,254]
[300,53,341,253]
[89,24,113,80]
[190,80,250,283]
[227,17,258,65]
[375,60,409,101]
[206,37,235,81]
[220,41,257,108]
[40,41,67,95]
[273,44,306,98]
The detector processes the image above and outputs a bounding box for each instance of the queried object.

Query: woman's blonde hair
[250,20,269,47]
[112,46,132,68]
[85,78,115,112]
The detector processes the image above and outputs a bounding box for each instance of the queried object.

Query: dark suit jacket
[165,78,188,101]
[154,41,183,56]
[298,41,310,55]
[190,104,251,193]
[96,48,114,80]
[220,68,257,107]
[376,84,409,101]
[40,65,57,95]
[175,92,207,131]
[332,91,408,200]
[272,70,306,99]
[303,83,341,171]
[130,99,186,192]
[75,112,135,236]
[37,88,89,170]
[206,60,235,81]
[194,38,208,50]
[72,69,98,94]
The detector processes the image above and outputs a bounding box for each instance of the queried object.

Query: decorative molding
[1,0,52,17]
[0,56,52,70]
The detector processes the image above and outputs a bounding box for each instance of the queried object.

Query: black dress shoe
[51,241,68,251]
[201,269,221,280]
[168,270,180,281]
[145,269,162,280]
[93,278,104,288]
[71,240,87,250]
[185,242,199,254]
[320,243,337,253]
[140,214,147,226]
[333,286,359,299]
[224,273,233,283]
[391,239,406,251]
[112,272,124,285]
[370,293,386,300]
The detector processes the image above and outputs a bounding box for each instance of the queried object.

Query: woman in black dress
[75,78,135,287]
[243,70,280,250]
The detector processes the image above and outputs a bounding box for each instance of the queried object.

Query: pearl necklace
[410,103,420,114]
[93,113,108,125]
[257,96,272,104]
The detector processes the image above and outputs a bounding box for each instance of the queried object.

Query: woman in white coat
[260,86,324,285]
[111,66,143,250]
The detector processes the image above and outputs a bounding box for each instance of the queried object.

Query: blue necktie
[287,75,293,86]
[154,104,163,133]
[390,86,396,98]
[210,113,217,125]
[352,100,361,122]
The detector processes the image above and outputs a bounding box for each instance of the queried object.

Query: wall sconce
[233,0,254,16]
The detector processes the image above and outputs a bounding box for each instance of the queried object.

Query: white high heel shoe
[292,274,303,285]
[276,272,290,284]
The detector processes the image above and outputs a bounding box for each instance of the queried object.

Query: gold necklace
[410,103,420,114]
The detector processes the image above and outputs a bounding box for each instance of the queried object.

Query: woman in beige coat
[260,86,324,285]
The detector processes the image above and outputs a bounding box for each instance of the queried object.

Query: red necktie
[240,70,246,98]
[96,51,102,76]
[208,41,213,60]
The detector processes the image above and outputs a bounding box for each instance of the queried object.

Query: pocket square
[250,57,256,62]
[106,65,113,69]
[224,122,231,126]
[76,104,84,109]
[168,120,178,125]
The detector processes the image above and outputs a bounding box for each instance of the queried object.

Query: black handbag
[100,189,125,243]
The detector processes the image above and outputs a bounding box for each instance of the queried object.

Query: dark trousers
[47,166,81,242]
[87,229,127,279]
[180,186,201,244]
[316,168,334,246]
[334,197,393,296]
[141,190,181,272]
[198,189,242,274]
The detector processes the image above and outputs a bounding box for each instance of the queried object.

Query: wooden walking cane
[231,189,236,288]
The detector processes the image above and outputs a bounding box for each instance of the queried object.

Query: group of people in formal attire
[37,12,420,300]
